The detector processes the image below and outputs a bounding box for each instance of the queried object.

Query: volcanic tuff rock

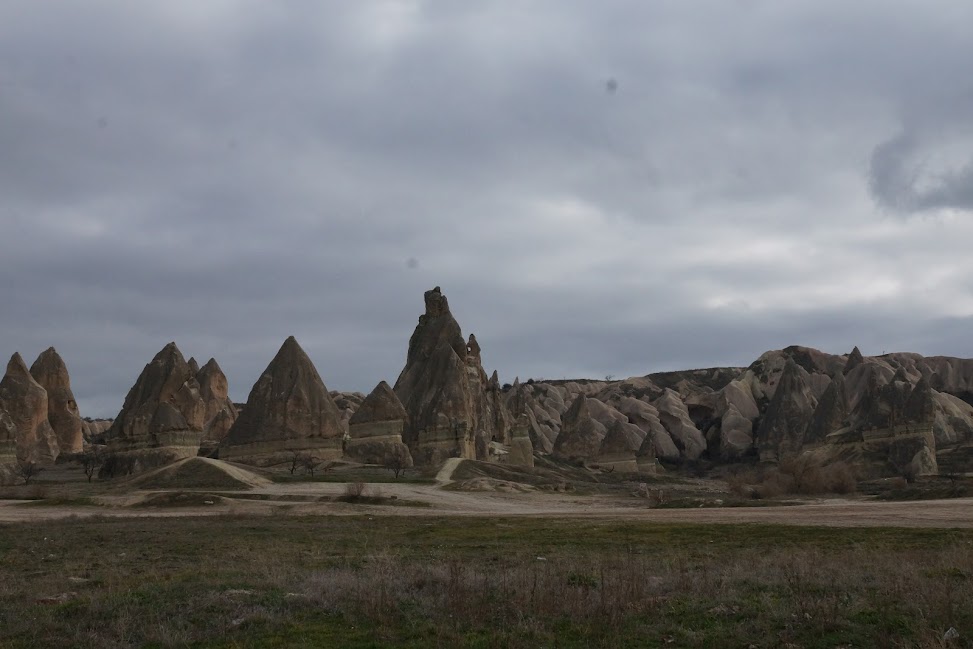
[345,381,414,467]
[219,336,343,465]
[109,343,207,442]
[653,389,706,460]
[195,358,238,440]
[597,419,641,472]
[106,342,209,474]
[804,373,849,445]
[843,346,865,375]
[394,287,510,464]
[553,395,607,461]
[0,353,59,463]
[29,348,84,455]
[755,359,818,461]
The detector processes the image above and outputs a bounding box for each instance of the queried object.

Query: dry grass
[1,516,972,647]
[729,456,858,499]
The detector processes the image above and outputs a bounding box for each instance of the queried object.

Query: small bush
[345,481,367,499]
[731,456,857,497]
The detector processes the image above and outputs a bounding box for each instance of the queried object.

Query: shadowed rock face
[349,381,408,427]
[553,395,607,460]
[345,381,414,467]
[220,336,343,464]
[196,358,238,440]
[755,359,817,461]
[843,346,865,375]
[654,389,706,460]
[108,342,206,449]
[393,287,509,463]
[805,373,849,445]
[29,347,83,454]
[0,353,58,463]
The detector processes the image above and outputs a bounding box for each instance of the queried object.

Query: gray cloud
[2,2,973,416]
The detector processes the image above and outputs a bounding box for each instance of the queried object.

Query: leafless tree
[384,447,410,479]
[301,454,322,477]
[16,459,42,485]
[81,448,103,483]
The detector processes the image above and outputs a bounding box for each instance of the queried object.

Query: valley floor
[2,478,973,528]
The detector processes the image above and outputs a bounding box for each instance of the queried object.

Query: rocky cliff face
[393,287,510,464]
[29,347,84,454]
[219,336,343,465]
[0,353,59,464]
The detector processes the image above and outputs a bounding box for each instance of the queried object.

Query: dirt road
[2,480,972,528]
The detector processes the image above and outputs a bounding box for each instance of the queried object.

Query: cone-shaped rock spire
[220,336,343,464]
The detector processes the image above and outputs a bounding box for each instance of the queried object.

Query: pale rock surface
[0,353,59,464]
[29,347,84,454]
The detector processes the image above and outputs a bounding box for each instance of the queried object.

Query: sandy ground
[2,478,973,528]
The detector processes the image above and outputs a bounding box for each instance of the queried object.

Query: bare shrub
[731,457,857,498]
[81,448,103,482]
[345,481,366,499]
[301,455,322,477]
[384,447,410,479]
[16,459,42,485]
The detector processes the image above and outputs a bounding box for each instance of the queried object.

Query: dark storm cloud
[2,2,973,416]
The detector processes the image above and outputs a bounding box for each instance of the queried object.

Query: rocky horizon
[3,287,973,480]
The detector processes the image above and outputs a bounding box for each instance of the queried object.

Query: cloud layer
[1,2,972,416]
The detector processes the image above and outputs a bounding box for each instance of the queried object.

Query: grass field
[1,515,972,648]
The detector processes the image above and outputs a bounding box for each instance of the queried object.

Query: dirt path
[434,458,464,485]
[3,481,973,528]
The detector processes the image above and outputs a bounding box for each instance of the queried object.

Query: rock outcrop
[345,381,414,468]
[654,389,706,460]
[597,419,641,472]
[219,336,343,465]
[553,395,607,461]
[29,347,84,454]
[0,354,59,464]
[804,373,849,445]
[755,360,817,461]
[195,358,238,442]
[393,287,510,464]
[105,342,208,474]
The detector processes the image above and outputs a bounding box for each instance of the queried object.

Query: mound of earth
[128,457,271,490]
[452,477,535,493]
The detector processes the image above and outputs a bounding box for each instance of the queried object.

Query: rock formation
[654,389,706,460]
[345,381,414,468]
[195,358,238,442]
[105,342,208,474]
[755,360,817,461]
[29,347,84,454]
[0,353,59,464]
[553,395,607,461]
[843,346,864,375]
[393,287,510,464]
[219,336,343,465]
[597,419,641,472]
[804,373,849,445]
[505,412,535,467]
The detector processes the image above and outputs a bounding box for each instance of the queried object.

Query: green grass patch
[1,516,971,647]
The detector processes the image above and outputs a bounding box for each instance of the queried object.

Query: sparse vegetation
[15,459,42,485]
[384,447,410,479]
[728,456,857,499]
[0,516,972,647]
[80,448,102,483]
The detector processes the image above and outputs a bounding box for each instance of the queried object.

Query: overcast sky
[2,2,973,417]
